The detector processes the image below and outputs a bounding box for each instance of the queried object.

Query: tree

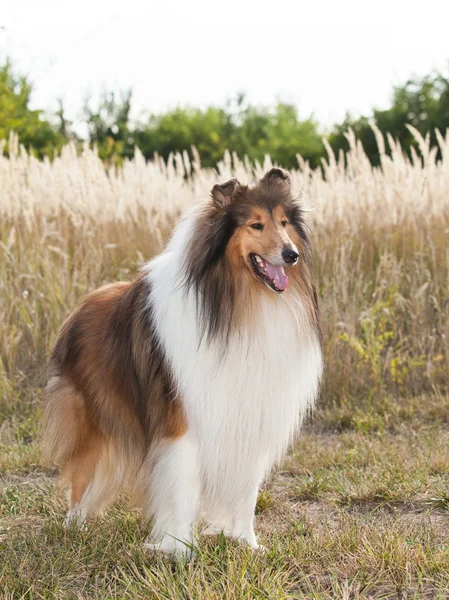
[82,90,134,164]
[3,58,449,170]
[55,98,72,139]
[0,61,64,156]
[329,68,449,165]
[133,105,234,168]
[261,103,323,169]
[133,99,324,170]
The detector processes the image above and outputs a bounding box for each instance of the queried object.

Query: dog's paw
[233,533,266,553]
[201,524,233,537]
[144,538,196,562]
[63,508,87,529]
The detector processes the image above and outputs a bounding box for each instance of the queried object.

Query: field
[1,127,449,599]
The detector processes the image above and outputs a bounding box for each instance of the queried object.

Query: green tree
[261,103,323,169]
[225,99,324,169]
[3,58,449,170]
[133,98,324,170]
[0,61,64,156]
[133,105,234,167]
[329,69,449,165]
[55,98,73,139]
[82,90,134,164]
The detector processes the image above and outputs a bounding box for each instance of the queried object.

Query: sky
[2,0,449,133]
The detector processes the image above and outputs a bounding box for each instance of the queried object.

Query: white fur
[144,207,323,554]
[144,432,200,557]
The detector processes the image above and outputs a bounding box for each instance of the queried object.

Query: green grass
[1,394,449,599]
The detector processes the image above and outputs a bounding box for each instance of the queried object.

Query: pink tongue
[264,262,289,290]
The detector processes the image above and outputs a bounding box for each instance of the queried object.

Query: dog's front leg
[144,432,200,559]
[231,482,261,549]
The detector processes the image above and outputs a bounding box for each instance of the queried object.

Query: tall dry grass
[0,126,448,421]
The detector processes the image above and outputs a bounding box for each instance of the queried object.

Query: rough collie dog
[42,167,323,556]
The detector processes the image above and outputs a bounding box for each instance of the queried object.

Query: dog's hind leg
[63,432,103,525]
[64,437,130,526]
[42,376,126,525]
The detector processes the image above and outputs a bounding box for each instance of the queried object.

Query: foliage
[132,99,324,169]
[0,60,64,157]
[83,90,135,164]
[2,59,449,169]
[329,69,449,165]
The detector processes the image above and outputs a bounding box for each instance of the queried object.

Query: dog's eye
[250,223,264,231]
[281,220,288,227]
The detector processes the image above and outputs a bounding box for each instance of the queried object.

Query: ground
[1,393,449,599]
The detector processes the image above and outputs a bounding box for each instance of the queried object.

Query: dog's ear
[261,167,291,187]
[211,178,240,209]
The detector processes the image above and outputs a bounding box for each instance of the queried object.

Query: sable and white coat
[42,167,323,556]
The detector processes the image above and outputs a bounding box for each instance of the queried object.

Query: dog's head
[210,168,306,293]
[184,168,312,340]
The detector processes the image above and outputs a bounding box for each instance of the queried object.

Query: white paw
[64,508,87,529]
[144,537,195,561]
[233,532,265,552]
[202,524,233,537]
[240,540,267,553]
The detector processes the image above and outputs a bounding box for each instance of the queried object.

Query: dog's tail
[41,372,92,466]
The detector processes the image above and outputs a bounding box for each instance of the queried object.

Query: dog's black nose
[282,249,299,264]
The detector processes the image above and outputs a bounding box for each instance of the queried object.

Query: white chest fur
[148,248,322,514]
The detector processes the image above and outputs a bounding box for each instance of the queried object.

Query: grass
[1,127,449,598]
[2,395,449,598]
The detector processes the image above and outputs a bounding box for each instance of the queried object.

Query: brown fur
[42,273,186,513]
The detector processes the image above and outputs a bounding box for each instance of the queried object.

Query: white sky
[2,0,449,133]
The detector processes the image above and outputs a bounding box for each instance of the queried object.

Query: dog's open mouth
[249,254,289,292]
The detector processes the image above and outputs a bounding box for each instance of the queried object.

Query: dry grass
[1,126,449,598]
